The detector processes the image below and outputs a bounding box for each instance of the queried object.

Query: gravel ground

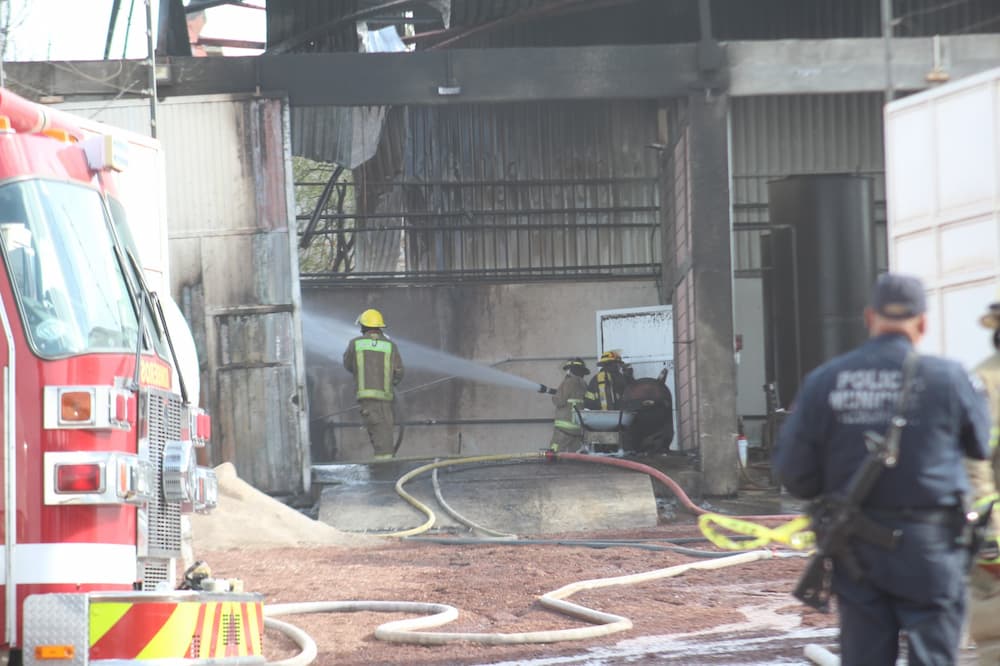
[191,464,980,665]
[201,523,844,665]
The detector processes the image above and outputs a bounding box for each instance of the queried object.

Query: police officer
[966,293,1000,662]
[342,308,404,460]
[550,358,590,452]
[773,273,990,665]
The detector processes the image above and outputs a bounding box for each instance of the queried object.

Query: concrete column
[688,91,739,496]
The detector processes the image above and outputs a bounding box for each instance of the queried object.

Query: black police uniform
[774,332,990,665]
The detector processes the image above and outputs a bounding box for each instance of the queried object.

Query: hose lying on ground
[387,451,809,548]
[405,535,752,558]
[431,464,517,539]
[263,549,787,659]
[263,616,317,666]
[385,452,544,537]
[263,454,811,662]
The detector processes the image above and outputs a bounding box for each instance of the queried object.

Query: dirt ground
[188,464,974,665]
[199,524,838,665]
[203,525,835,666]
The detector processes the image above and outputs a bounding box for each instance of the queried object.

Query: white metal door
[596,305,676,446]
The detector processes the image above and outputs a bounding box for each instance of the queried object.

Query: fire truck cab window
[106,197,170,360]
[0,180,139,358]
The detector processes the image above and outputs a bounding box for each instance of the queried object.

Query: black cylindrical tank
[765,174,876,407]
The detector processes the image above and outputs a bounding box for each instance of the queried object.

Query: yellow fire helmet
[598,350,623,366]
[357,308,386,328]
[562,357,591,375]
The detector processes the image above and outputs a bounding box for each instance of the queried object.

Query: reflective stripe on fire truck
[2,544,136,585]
[88,599,264,661]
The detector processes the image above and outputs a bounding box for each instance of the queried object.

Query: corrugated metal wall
[160,96,311,496]
[266,0,1000,54]
[730,93,887,275]
[399,100,661,277]
[267,0,361,52]
[297,99,663,282]
[56,95,312,496]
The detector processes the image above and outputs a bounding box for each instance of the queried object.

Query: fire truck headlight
[162,440,197,507]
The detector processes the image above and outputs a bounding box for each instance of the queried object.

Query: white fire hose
[262,550,777,665]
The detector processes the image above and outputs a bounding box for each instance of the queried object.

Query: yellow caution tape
[698,513,814,551]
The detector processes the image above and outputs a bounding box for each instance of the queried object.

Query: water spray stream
[301,311,545,393]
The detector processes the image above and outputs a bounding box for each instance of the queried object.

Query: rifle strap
[895,350,920,423]
[879,350,921,467]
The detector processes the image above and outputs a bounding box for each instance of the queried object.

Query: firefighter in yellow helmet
[342,308,404,460]
[549,357,590,452]
[584,350,630,410]
[966,294,1000,662]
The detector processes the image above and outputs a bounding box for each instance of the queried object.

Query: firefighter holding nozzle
[773,273,990,665]
[548,357,590,452]
[343,308,404,460]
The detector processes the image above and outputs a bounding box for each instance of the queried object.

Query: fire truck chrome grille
[141,561,170,591]
[143,388,183,556]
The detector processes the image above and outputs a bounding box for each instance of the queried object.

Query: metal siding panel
[202,234,258,307]
[400,100,661,276]
[157,98,258,237]
[56,98,154,136]
[254,98,293,231]
[731,93,886,273]
[218,312,296,367]
[62,94,308,494]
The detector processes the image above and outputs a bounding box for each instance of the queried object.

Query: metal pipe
[296,176,657,187]
[881,0,895,104]
[0,268,16,645]
[144,0,157,138]
[325,418,552,428]
[299,165,344,249]
[0,0,5,89]
[295,215,660,227]
[301,263,659,280]
[104,0,124,60]
[406,536,747,557]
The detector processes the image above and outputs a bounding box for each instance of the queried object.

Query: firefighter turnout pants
[550,427,582,453]
[969,566,1000,663]
[359,398,396,457]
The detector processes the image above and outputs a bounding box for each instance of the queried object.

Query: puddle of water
[312,463,371,485]
[483,626,839,665]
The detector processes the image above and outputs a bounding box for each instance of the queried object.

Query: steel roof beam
[5,35,999,106]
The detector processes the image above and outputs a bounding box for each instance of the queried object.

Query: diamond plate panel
[23,594,88,666]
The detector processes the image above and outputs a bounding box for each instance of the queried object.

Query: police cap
[871,273,926,320]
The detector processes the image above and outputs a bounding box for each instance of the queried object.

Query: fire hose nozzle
[538,384,557,395]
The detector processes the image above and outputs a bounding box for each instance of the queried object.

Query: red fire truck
[0,89,264,664]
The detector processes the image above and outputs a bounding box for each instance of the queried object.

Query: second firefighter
[550,358,590,452]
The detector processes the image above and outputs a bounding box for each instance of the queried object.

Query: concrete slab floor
[311,452,808,536]
[314,458,660,535]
